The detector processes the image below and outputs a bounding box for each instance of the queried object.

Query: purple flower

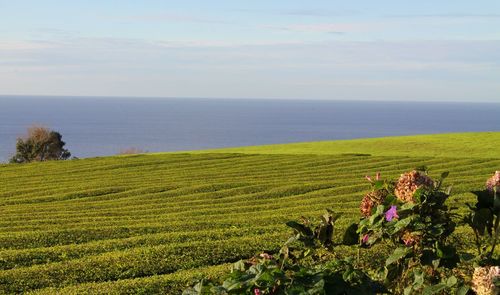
[361,234,369,244]
[254,289,262,295]
[385,205,399,222]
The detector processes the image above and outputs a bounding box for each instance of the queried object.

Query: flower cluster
[360,190,387,217]
[401,230,421,247]
[472,266,500,295]
[486,171,500,194]
[394,170,434,203]
[185,168,500,295]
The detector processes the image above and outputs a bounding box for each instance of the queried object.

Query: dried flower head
[472,266,500,295]
[486,171,500,194]
[360,190,387,217]
[394,170,434,203]
[401,230,421,247]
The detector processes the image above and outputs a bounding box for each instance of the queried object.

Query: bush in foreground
[185,169,500,294]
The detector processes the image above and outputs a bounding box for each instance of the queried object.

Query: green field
[185,132,500,158]
[0,132,499,294]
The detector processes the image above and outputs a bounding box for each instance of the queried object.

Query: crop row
[29,263,233,295]
[4,157,494,206]
[0,226,282,270]
[1,153,498,293]
[0,233,284,293]
[0,154,458,194]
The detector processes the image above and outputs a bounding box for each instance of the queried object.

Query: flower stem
[487,214,500,260]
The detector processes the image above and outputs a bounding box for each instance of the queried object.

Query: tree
[10,125,71,163]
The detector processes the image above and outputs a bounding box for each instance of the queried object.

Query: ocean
[0,96,499,162]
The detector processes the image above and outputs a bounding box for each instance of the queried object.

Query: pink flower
[361,234,369,244]
[254,289,262,295]
[366,172,381,183]
[259,253,273,260]
[486,171,500,193]
[385,205,399,222]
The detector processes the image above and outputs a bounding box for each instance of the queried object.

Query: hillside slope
[0,133,498,294]
[188,132,500,158]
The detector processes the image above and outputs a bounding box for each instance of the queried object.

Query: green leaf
[400,202,417,211]
[375,204,386,215]
[472,190,494,208]
[456,285,470,295]
[431,259,441,270]
[415,166,428,173]
[385,247,409,266]
[446,276,457,287]
[422,283,447,295]
[232,260,246,271]
[472,208,494,236]
[316,223,333,247]
[222,278,245,291]
[412,269,425,289]
[403,286,413,295]
[440,171,450,180]
[436,244,456,259]
[342,223,359,245]
[392,217,414,233]
[373,180,385,190]
[286,221,314,237]
[494,194,500,214]
[383,194,396,206]
[445,185,453,195]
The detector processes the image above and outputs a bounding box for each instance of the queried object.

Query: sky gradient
[1,1,499,102]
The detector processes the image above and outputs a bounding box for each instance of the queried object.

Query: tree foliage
[10,125,71,163]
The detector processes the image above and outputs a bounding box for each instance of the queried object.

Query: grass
[0,132,498,294]
[185,132,500,158]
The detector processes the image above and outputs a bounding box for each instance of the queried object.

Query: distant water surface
[0,96,499,161]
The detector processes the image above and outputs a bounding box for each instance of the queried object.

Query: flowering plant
[185,168,500,294]
[463,171,500,263]
[183,210,384,294]
[356,168,464,294]
[462,171,500,294]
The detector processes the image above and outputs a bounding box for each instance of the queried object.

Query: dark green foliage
[183,210,384,295]
[10,126,71,163]
[185,169,495,294]
[286,209,340,249]
[356,170,465,294]
[463,184,500,263]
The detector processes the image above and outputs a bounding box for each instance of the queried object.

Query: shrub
[186,168,500,294]
[355,168,464,294]
[10,125,71,163]
[183,210,385,294]
[118,147,146,155]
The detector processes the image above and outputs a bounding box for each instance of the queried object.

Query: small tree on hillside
[10,125,71,163]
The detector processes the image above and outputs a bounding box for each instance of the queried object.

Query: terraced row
[0,153,498,294]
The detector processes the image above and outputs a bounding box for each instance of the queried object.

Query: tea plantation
[0,132,499,294]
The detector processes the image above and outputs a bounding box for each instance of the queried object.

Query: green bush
[185,169,500,294]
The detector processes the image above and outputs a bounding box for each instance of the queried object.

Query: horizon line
[0,94,499,104]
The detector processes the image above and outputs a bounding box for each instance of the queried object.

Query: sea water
[0,96,499,161]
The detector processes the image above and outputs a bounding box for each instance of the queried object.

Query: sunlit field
[0,132,499,294]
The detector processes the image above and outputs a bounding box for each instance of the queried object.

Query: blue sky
[0,0,499,102]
